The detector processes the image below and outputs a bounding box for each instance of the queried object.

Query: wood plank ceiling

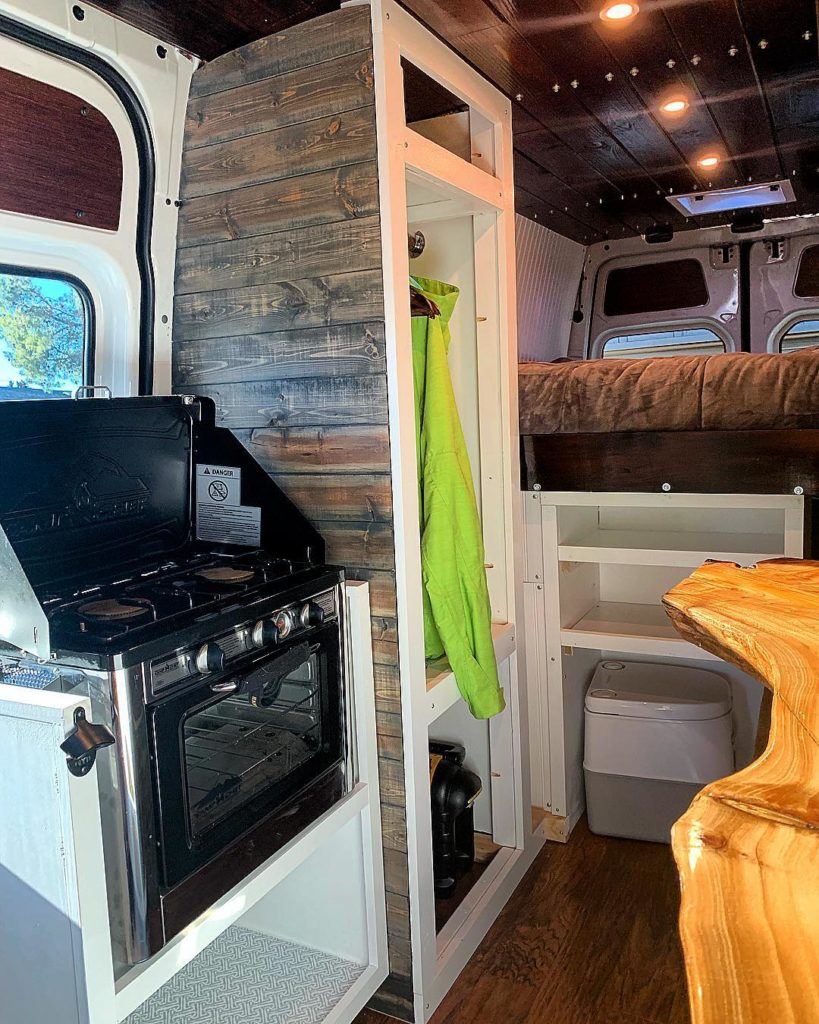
[87,0,819,243]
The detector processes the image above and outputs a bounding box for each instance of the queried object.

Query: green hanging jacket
[411,276,505,720]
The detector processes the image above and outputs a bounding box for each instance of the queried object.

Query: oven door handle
[240,641,312,709]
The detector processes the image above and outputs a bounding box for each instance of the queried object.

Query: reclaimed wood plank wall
[172,7,414,1018]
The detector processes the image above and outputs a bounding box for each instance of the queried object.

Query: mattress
[519,350,819,434]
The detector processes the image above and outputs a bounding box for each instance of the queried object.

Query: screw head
[728,45,738,56]
[605,71,614,81]
[691,54,701,65]
[758,38,769,49]
[552,83,560,92]
[794,485,805,495]
[515,93,523,101]
[571,79,579,89]
[803,30,813,41]
[630,66,639,76]
[661,482,672,492]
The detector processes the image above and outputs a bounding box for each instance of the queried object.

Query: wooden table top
[664,558,819,1024]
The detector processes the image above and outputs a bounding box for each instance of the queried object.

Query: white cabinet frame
[348,2,542,1018]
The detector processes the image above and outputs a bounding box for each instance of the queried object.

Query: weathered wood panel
[174,321,386,385]
[322,521,395,572]
[185,50,374,149]
[238,425,391,475]
[177,163,380,249]
[192,376,389,429]
[174,269,384,341]
[275,473,392,523]
[174,10,414,1014]
[189,7,373,98]
[181,106,377,199]
[175,217,382,295]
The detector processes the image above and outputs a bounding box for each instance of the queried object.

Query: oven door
[151,622,345,889]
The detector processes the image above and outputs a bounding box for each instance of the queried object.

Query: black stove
[0,394,352,975]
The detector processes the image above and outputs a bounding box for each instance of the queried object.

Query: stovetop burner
[43,551,308,651]
[194,566,256,584]
[79,598,153,622]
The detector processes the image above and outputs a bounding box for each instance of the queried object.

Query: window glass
[780,319,819,353]
[794,245,819,298]
[0,269,89,401]
[602,327,726,359]
[603,259,709,317]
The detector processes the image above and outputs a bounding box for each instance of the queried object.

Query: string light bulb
[600,2,639,25]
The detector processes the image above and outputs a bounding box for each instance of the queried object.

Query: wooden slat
[185,50,374,149]
[189,6,373,97]
[322,520,395,572]
[235,425,391,475]
[176,163,380,248]
[664,559,819,1024]
[192,375,389,429]
[173,321,386,385]
[521,429,819,495]
[173,269,384,341]
[376,709,404,760]
[180,106,377,200]
[381,805,408,854]
[274,472,393,522]
[175,216,382,295]
[385,891,411,938]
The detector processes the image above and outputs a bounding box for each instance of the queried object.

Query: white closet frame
[349,2,544,1018]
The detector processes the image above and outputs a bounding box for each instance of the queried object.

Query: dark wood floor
[357,819,690,1024]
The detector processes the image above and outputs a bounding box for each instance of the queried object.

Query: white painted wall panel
[515,215,585,363]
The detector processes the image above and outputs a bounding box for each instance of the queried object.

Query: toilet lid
[585,660,732,721]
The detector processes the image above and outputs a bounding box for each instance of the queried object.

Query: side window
[780,320,819,353]
[0,267,92,401]
[603,259,709,318]
[602,327,726,359]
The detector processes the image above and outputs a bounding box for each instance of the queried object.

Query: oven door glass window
[151,621,345,889]
[183,649,323,840]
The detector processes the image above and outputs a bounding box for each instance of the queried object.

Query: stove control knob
[300,601,325,629]
[196,642,226,675]
[273,609,294,640]
[251,619,279,648]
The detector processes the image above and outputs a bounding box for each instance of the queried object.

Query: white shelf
[423,621,516,725]
[559,528,784,568]
[560,600,719,661]
[123,927,370,1024]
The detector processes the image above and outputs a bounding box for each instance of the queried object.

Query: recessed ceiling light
[600,2,639,25]
[660,96,689,116]
[697,154,721,169]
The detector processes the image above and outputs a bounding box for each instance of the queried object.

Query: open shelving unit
[359,0,544,1017]
[523,490,805,837]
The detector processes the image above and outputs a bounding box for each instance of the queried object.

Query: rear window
[603,259,709,318]
[602,327,726,359]
[0,268,90,401]
[780,319,819,353]
[794,245,819,298]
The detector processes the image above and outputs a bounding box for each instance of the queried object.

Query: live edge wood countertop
[663,558,819,1024]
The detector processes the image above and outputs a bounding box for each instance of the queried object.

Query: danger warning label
[195,464,261,546]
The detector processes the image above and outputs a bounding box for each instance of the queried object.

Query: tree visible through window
[0,269,89,401]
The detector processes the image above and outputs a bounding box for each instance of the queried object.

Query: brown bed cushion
[519,350,819,434]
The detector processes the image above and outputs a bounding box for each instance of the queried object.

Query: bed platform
[519,352,819,496]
